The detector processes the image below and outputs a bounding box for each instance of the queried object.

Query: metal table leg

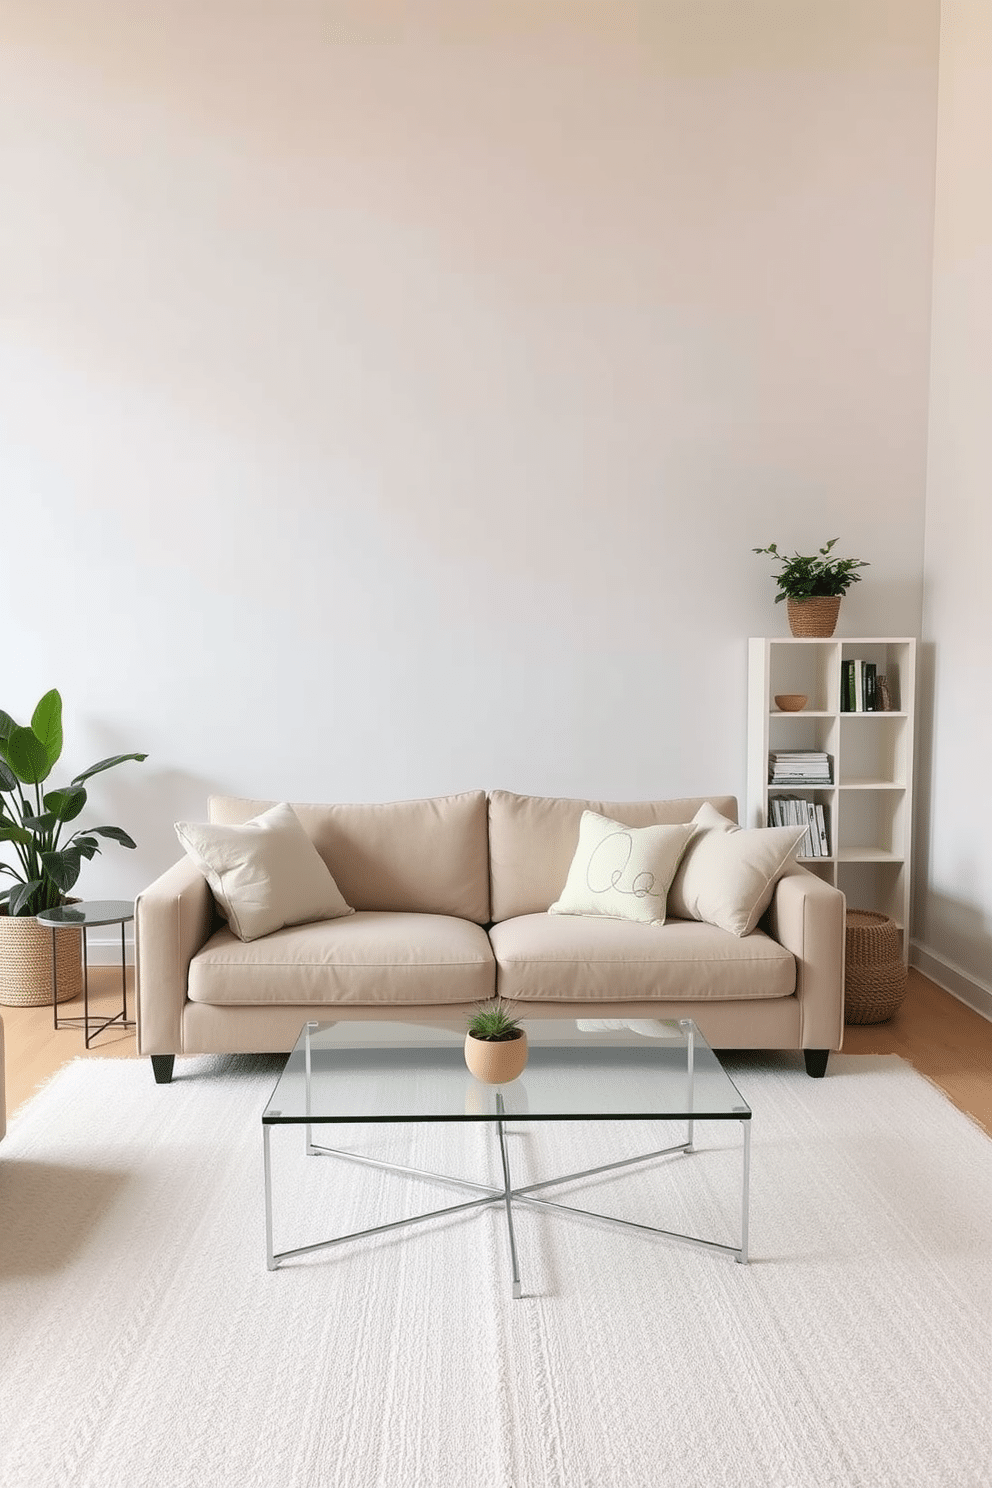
[496,1094,523,1299]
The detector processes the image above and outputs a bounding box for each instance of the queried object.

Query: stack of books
[841,660,894,712]
[768,750,832,785]
[769,796,830,857]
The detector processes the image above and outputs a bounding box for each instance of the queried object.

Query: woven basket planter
[844,909,907,1025]
[0,910,83,1008]
[787,596,842,638]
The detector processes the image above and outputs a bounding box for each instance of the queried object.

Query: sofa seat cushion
[187,911,495,1007]
[489,913,796,1003]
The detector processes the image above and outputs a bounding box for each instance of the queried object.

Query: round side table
[36,900,135,1048]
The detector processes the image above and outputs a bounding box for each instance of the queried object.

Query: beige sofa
[135,790,845,1084]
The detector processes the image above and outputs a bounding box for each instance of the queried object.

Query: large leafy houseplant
[0,689,147,918]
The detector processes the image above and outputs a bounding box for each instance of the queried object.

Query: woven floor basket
[787,596,841,638]
[844,909,908,1024]
[0,912,83,1007]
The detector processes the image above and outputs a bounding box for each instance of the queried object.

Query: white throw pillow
[667,802,806,936]
[549,811,695,927]
[175,801,354,942]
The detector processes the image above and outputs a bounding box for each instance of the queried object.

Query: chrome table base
[263,1102,750,1293]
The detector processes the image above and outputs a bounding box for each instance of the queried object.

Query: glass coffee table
[262,1018,752,1294]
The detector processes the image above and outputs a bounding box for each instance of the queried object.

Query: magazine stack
[767,750,832,785]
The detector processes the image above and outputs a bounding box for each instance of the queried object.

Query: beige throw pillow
[549,811,695,927]
[667,802,805,936]
[175,801,354,942]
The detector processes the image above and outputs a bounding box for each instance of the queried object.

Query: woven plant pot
[786,596,842,638]
[0,909,83,1008]
[464,1030,528,1085]
[844,910,907,1025]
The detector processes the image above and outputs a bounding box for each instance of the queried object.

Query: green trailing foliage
[752,539,869,603]
[0,689,147,917]
[466,998,524,1043]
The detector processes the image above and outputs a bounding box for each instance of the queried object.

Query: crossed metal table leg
[263,1097,750,1291]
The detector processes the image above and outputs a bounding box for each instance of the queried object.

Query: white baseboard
[81,935,134,967]
[910,941,992,1023]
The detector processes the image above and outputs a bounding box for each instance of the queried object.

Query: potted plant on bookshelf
[0,689,147,1007]
[752,539,869,637]
[464,998,528,1084]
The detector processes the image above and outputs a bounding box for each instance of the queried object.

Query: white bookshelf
[747,636,916,961]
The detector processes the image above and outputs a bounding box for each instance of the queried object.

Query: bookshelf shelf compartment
[838,779,906,791]
[836,848,902,863]
[748,636,916,961]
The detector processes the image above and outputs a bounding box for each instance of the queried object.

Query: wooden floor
[3,965,992,1135]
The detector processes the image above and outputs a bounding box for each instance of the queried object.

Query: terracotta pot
[786,596,842,638]
[0,908,83,1007]
[464,1030,528,1085]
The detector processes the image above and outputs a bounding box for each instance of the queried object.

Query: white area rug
[2,1052,992,1488]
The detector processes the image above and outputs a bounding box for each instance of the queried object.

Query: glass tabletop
[263,1018,751,1126]
[36,899,134,928]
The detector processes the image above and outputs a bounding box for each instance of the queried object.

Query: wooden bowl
[774,694,808,712]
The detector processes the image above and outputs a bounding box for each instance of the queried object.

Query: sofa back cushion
[209,791,490,923]
[488,791,739,923]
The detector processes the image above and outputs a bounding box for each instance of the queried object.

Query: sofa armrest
[764,866,846,1051]
[135,857,216,1056]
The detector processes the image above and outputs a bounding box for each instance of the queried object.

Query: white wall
[915,0,992,1014]
[0,1,938,910]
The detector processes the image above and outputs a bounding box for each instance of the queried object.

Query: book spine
[815,802,829,856]
[865,662,876,711]
[805,800,820,856]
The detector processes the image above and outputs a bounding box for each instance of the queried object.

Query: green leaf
[87,824,137,849]
[43,786,87,822]
[70,752,148,786]
[0,710,17,742]
[1,725,53,784]
[0,757,18,791]
[0,823,32,846]
[21,811,57,833]
[73,835,101,861]
[9,879,44,916]
[30,690,63,769]
[40,847,81,894]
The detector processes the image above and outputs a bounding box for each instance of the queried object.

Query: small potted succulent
[0,689,147,1006]
[752,538,869,636]
[464,997,528,1084]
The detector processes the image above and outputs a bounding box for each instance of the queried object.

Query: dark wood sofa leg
[804,1049,829,1078]
[151,1055,175,1085]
